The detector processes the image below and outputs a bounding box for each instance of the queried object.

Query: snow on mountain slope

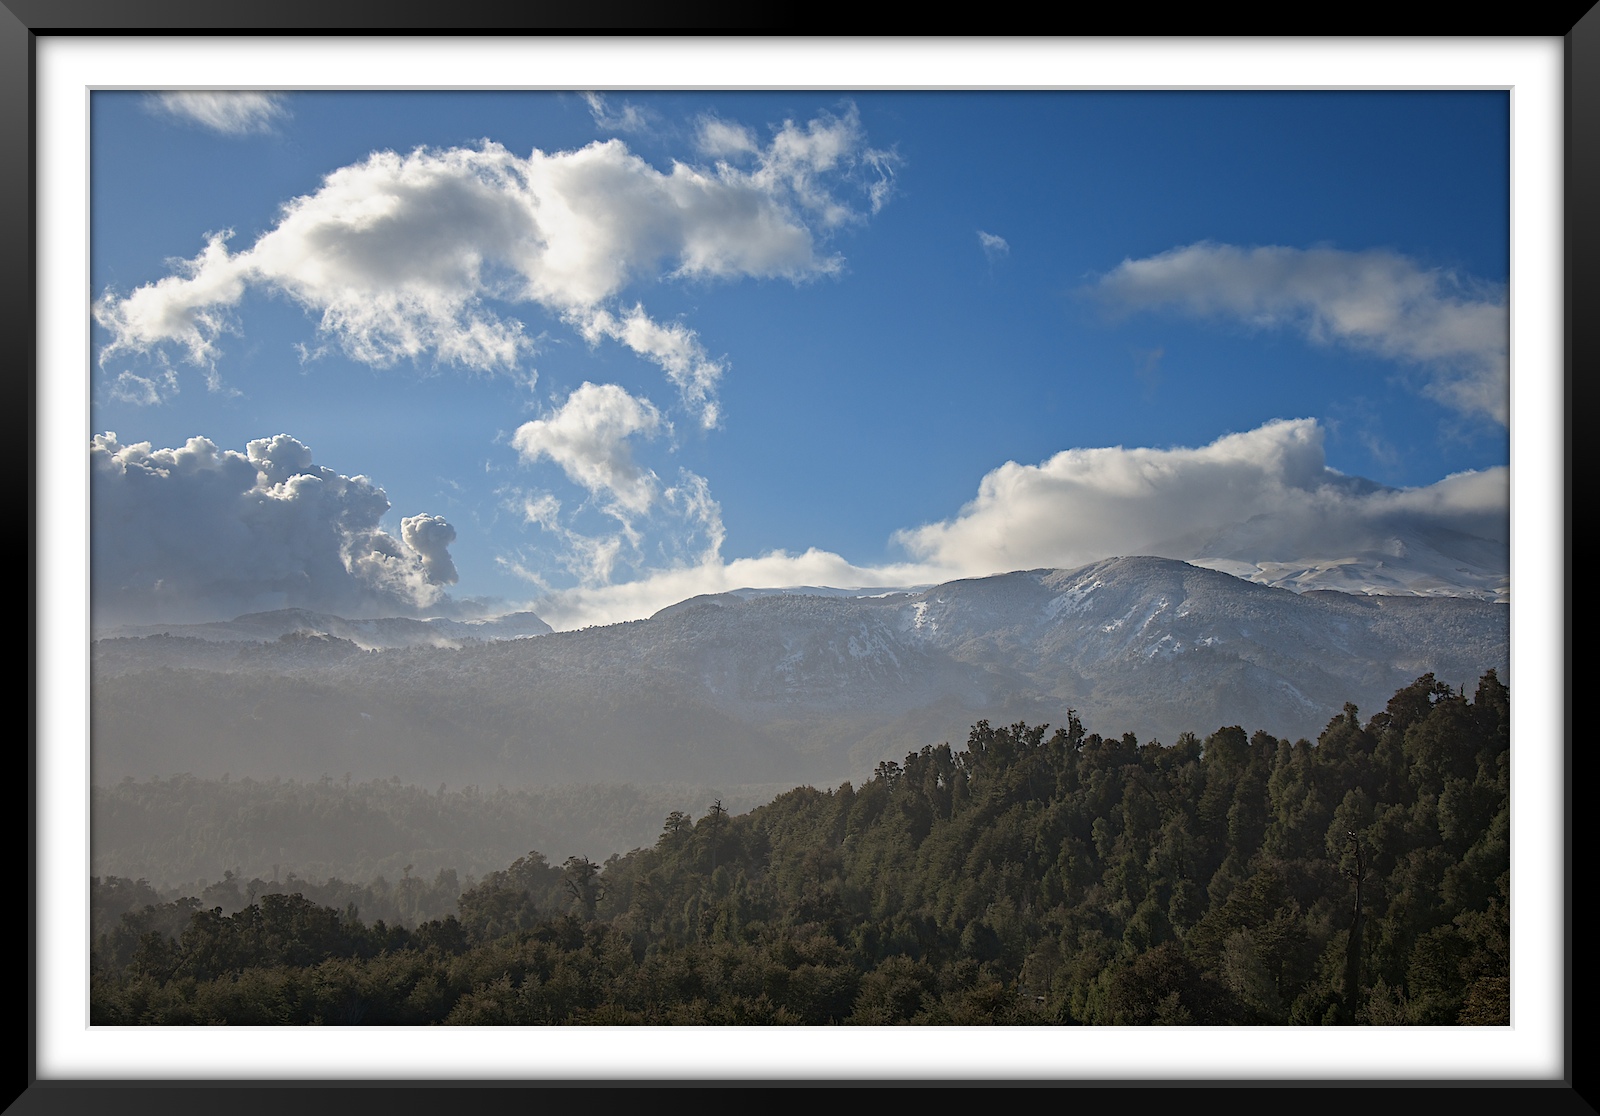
[92,557,1508,789]
[1187,516,1507,602]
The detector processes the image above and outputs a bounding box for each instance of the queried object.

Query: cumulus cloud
[148,91,289,135]
[1095,242,1509,424]
[511,382,664,517]
[401,514,460,585]
[95,105,894,423]
[978,230,1009,262]
[894,417,1506,578]
[92,432,460,625]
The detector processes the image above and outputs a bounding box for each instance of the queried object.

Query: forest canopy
[91,671,1509,1026]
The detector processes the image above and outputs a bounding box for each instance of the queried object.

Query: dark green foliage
[92,672,1510,1025]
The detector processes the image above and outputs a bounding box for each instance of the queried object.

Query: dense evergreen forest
[91,671,1509,1025]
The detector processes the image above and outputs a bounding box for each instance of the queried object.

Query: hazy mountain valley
[95,558,1505,782]
[92,555,1507,891]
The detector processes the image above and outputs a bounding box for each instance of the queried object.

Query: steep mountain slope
[895,558,1504,755]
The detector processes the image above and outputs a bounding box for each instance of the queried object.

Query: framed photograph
[23,27,1577,1092]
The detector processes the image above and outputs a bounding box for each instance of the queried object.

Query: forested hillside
[92,671,1509,1025]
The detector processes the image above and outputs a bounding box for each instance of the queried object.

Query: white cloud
[504,457,728,601]
[149,91,289,135]
[583,92,651,134]
[564,530,627,587]
[755,104,899,225]
[511,382,664,517]
[108,368,177,406]
[662,469,726,566]
[517,491,563,533]
[695,116,759,158]
[95,106,893,425]
[1095,242,1509,424]
[527,547,936,632]
[506,489,631,589]
[894,417,1506,577]
[575,305,724,427]
[96,230,252,368]
[92,432,460,625]
[401,514,460,585]
[978,230,1009,261]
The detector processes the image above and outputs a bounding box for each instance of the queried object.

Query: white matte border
[38,37,1565,1081]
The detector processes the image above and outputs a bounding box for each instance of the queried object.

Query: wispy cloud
[148,91,289,136]
[584,92,651,134]
[695,116,759,159]
[1132,347,1163,401]
[575,305,724,429]
[108,368,178,406]
[1094,242,1509,424]
[977,229,1009,262]
[506,461,725,594]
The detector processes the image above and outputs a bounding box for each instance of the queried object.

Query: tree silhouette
[562,856,603,920]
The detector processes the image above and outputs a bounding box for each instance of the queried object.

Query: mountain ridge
[92,556,1508,790]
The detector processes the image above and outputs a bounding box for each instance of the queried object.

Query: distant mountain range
[98,606,553,649]
[92,557,1509,791]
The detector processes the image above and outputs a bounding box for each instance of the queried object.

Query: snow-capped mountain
[91,557,1508,789]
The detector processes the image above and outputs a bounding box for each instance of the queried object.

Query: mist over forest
[93,776,788,892]
[93,670,1510,1026]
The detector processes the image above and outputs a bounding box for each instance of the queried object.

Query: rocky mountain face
[91,557,1508,790]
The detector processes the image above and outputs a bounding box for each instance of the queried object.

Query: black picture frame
[10,19,1585,1105]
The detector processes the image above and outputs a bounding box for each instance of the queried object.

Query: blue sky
[89,88,1511,629]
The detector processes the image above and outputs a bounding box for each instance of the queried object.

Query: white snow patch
[1139,595,1171,629]
[1046,579,1104,620]
[1145,632,1182,660]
